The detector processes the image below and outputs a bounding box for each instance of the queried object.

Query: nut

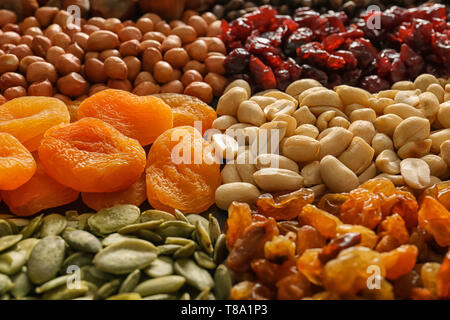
[348,120,376,144]
[253,168,304,192]
[400,158,431,189]
[371,133,394,156]
[272,114,297,137]
[142,47,162,72]
[437,101,450,128]
[375,174,404,186]
[376,149,401,175]
[132,81,160,96]
[316,110,336,132]
[104,56,128,80]
[161,35,182,52]
[171,26,197,44]
[119,39,141,57]
[31,35,51,57]
[397,139,432,159]
[335,85,370,106]
[55,53,81,76]
[441,140,450,168]
[392,81,414,90]
[4,86,26,100]
[417,92,440,118]
[394,90,420,107]
[374,114,402,137]
[300,89,342,110]
[0,72,27,91]
[393,116,430,149]
[188,16,208,37]
[320,155,359,193]
[350,108,376,123]
[256,154,299,173]
[26,61,57,83]
[161,80,184,94]
[282,135,320,162]
[87,30,120,51]
[264,100,296,120]
[384,103,424,119]
[164,48,189,69]
[0,53,19,73]
[318,127,353,158]
[285,79,322,98]
[225,79,251,97]
[421,155,448,180]
[153,61,174,83]
[118,26,142,42]
[368,97,394,114]
[123,56,141,82]
[27,79,52,96]
[221,163,241,184]
[293,106,316,126]
[184,81,213,103]
[204,55,225,74]
[338,136,374,175]
[215,182,261,210]
[237,100,265,126]
[328,116,350,129]
[212,115,237,131]
[217,87,249,116]
[204,72,227,97]
[211,134,239,160]
[414,74,439,92]
[427,83,444,103]
[56,72,88,97]
[235,150,257,185]
[186,39,208,62]
[264,91,298,107]
[301,161,322,187]
[430,129,450,153]
[358,162,377,184]
[294,124,319,139]
[84,58,107,83]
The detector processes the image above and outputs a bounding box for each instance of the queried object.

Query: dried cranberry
[327,55,346,70]
[284,27,314,56]
[334,50,358,69]
[348,38,378,68]
[323,34,345,52]
[274,68,291,91]
[361,75,390,93]
[224,48,251,74]
[249,55,277,90]
[301,64,328,86]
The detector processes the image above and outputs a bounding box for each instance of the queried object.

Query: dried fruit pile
[220,4,450,92]
[225,179,450,300]
[0,204,232,300]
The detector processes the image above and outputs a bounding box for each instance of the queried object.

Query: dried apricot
[77,89,173,146]
[0,97,70,151]
[1,157,79,216]
[153,93,217,134]
[418,196,450,247]
[146,126,221,213]
[299,204,342,238]
[340,188,383,229]
[81,174,147,211]
[0,133,36,190]
[380,245,418,280]
[226,201,253,250]
[38,118,146,193]
[437,250,450,299]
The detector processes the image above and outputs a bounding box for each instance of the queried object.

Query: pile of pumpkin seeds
[0,205,233,300]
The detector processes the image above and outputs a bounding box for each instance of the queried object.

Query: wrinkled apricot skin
[381,245,418,280]
[81,174,147,211]
[78,89,173,146]
[299,204,342,238]
[38,117,146,193]
[418,196,450,247]
[153,93,217,134]
[0,97,70,151]
[437,251,450,299]
[146,126,221,214]
[1,158,79,216]
[226,201,253,251]
[0,133,36,190]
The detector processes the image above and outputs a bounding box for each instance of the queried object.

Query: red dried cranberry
[224,48,251,74]
[334,50,357,69]
[327,55,346,70]
[347,38,377,68]
[274,68,291,91]
[323,34,345,52]
[284,27,314,56]
[249,55,277,90]
[361,75,390,93]
[301,64,328,86]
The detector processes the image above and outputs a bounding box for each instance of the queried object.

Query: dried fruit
[377,214,410,245]
[380,245,418,280]
[318,233,362,264]
[299,204,342,238]
[437,250,450,299]
[226,201,252,251]
[418,196,450,247]
[340,188,383,229]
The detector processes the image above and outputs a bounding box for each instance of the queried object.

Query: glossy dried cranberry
[361,75,390,93]
[224,48,251,74]
[274,68,291,91]
[302,64,328,86]
[334,50,357,69]
[347,38,377,68]
[249,55,277,90]
[284,27,314,56]
[323,34,345,52]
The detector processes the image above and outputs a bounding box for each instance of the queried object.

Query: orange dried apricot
[145,126,221,214]
[38,117,146,193]
[299,204,342,238]
[380,245,418,280]
[1,157,79,216]
[226,201,253,250]
[418,196,450,247]
[0,132,36,190]
[81,174,147,211]
[0,97,70,151]
[77,89,173,146]
[153,93,217,134]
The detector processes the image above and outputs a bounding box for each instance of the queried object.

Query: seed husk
[0,250,27,275]
[174,258,214,291]
[194,251,216,270]
[102,233,135,247]
[42,281,89,300]
[209,214,221,246]
[136,230,163,244]
[134,275,186,296]
[140,210,175,222]
[63,229,102,253]
[0,219,13,237]
[96,279,121,300]
[93,239,157,275]
[0,234,23,253]
[107,292,141,300]
[77,213,94,230]
[213,234,228,264]
[27,236,65,284]
[88,205,140,235]
[0,274,13,295]
[196,221,213,255]
[35,275,71,294]
[40,214,67,237]
[214,264,232,300]
[144,256,173,278]
[11,272,32,299]
[119,269,141,293]
[117,219,164,234]
[157,244,182,255]
[20,214,43,238]
[173,242,196,259]
[155,221,196,238]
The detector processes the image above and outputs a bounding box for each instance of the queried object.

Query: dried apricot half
[81,174,147,211]
[146,126,221,213]
[38,117,146,193]
[0,132,36,190]
[153,93,217,134]
[77,89,173,146]
[0,97,70,151]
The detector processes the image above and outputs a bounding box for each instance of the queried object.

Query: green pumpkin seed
[213,234,228,264]
[11,272,32,299]
[77,213,94,230]
[63,229,102,253]
[80,266,105,288]
[0,234,23,253]
[0,274,13,295]
[102,233,135,247]
[84,281,99,296]
[179,292,190,300]
[93,239,157,275]
[117,219,164,234]
[88,205,140,235]
[0,219,12,237]
[136,230,163,244]
[96,279,121,300]
[209,214,221,246]
[208,292,216,300]
[140,210,175,222]
[35,275,71,294]
[173,242,196,259]
[65,210,80,229]
[20,214,43,238]
[13,238,40,260]
[134,276,185,296]
[119,269,141,293]
[157,244,182,255]
[214,264,232,300]
[173,210,189,223]
[142,293,176,300]
[0,250,27,275]
[62,252,93,272]
[195,288,210,300]
[174,259,214,291]
[155,221,195,238]
[165,237,196,246]
[144,256,173,278]
[6,218,29,229]
[186,214,209,230]
[194,251,216,270]
[40,214,67,237]
[88,266,115,282]
[107,292,141,300]
[196,221,213,255]
[42,281,89,300]
[27,236,66,284]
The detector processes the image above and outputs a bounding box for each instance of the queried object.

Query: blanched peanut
[259,121,287,152]
[264,91,298,107]
[338,137,374,175]
[237,100,265,126]
[430,129,450,153]
[272,114,297,137]
[285,79,322,98]
[371,133,394,156]
[393,116,430,149]
[221,163,241,184]
[235,150,257,185]
[384,103,424,119]
[249,96,276,110]
[215,182,261,210]
[400,158,431,189]
[392,81,414,90]
[316,110,335,132]
[394,90,420,106]
[217,87,248,116]
[358,162,377,184]
[376,149,401,175]
[320,155,359,193]
[368,97,394,114]
[421,154,448,179]
[256,154,299,173]
[264,99,296,120]
[350,108,376,123]
[429,176,442,185]
[441,140,450,167]
[211,134,239,160]
[438,101,450,128]
[414,73,439,92]
[282,135,320,162]
[427,83,444,103]
[417,92,440,118]
[397,139,432,159]
[293,106,316,125]
[212,115,237,131]
[310,106,347,119]
[294,124,319,139]
[375,173,404,186]
[335,85,370,106]
[374,114,402,137]
[224,79,251,97]
[301,161,322,187]
[328,116,350,129]
[253,168,304,192]
[319,127,353,159]
[348,120,376,144]
[300,89,342,110]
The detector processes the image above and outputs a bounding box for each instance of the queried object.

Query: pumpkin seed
[195,288,210,300]
[208,292,216,300]
[140,210,175,222]
[209,214,221,246]
[186,214,209,230]
[65,211,80,229]
[165,237,196,246]
[62,252,93,272]
[194,251,216,270]
[7,218,29,229]
[119,269,141,293]
[102,233,135,247]
[136,230,163,244]
[117,219,164,234]
[214,264,232,300]
[0,250,27,275]
[96,279,121,300]
[88,266,115,282]
[42,281,89,300]
[13,238,39,259]
[144,257,173,278]
[0,219,12,237]
[173,209,189,223]
[77,213,94,230]
[80,266,105,288]
[93,239,157,275]
[20,214,43,238]
[63,229,102,253]
[88,205,140,235]
[157,244,182,255]
[10,272,32,299]
[179,292,190,300]
[155,221,195,238]
[35,275,71,294]
[27,236,66,284]
[107,292,141,300]
[213,234,228,264]
[196,221,213,255]
[173,242,196,259]
[40,214,67,237]
[0,234,23,253]
[174,259,214,291]
[0,274,13,295]
[142,293,176,300]
[134,276,185,296]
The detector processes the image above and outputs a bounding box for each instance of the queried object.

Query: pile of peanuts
[0,7,226,104]
[213,74,450,210]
